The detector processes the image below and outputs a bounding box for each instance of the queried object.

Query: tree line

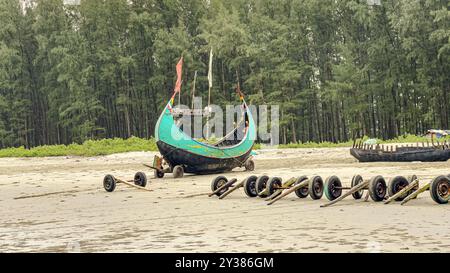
[0,0,448,148]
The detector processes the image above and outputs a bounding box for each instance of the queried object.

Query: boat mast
[206,48,213,139]
[191,71,197,109]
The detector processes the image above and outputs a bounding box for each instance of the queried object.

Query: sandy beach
[0,147,449,253]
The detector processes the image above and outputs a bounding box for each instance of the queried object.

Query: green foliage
[378,134,450,144]
[0,137,157,157]
[2,134,448,158]
[278,141,355,149]
[0,0,448,150]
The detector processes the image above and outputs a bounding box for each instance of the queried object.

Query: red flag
[236,82,244,100]
[174,57,183,93]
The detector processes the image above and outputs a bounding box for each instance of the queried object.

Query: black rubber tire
[387,176,409,201]
[267,177,283,197]
[154,169,164,178]
[103,174,116,192]
[368,175,387,202]
[255,175,270,198]
[134,172,147,187]
[173,165,184,179]
[211,176,229,197]
[309,176,324,200]
[294,176,309,198]
[324,176,342,201]
[244,159,255,171]
[429,175,450,204]
[243,175,258,198]
[351,175,364,200]
[407,175,418,183]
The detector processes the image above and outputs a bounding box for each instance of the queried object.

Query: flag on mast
[174,57,183,93]
[207,48,213,88]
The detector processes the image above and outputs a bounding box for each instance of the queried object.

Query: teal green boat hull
[155,98,256,174]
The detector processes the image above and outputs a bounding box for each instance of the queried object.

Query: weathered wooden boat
[152,94,256,178]
[350,140,450,162]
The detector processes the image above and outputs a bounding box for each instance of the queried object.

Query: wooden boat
[350,140,450,162]
[153,93,256,177]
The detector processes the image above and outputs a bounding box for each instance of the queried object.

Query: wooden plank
[267,180,309,205]
[384,179,419,204]
[400,182,430,205]
[321,181,369,208]
[265,177,297,201]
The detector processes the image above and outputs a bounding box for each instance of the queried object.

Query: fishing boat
[350,139,450,162]
[150,56,256,178]
[152,95,256,177]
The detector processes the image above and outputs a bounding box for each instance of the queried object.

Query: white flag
[207,48,213,88]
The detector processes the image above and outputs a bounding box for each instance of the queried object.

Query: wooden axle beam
[208,178,238,197]
[267,179,309,205]
[321,181,369,208]
[401,182,430,205]
[265,177,297,201]
[384,179,419,204]
[219,179,245,199]
[114,177,153,192]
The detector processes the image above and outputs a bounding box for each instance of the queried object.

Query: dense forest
[0,0,448,148]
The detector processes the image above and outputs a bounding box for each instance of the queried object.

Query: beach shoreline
[1,147,449,253]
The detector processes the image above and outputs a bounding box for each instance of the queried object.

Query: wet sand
[0,147,449,252]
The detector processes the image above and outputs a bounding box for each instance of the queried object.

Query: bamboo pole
[208,178,237,197]
[267,180,309,205]
[191,71,197,109]
[400,182,431,205]
[205,84,211,139]
[219,179,245,199]
[115,178,153,192]
[321,181,369,208]
[183,192,211,198]
[265,177,297,201]
[384,179,419,204]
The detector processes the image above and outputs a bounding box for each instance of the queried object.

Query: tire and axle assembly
[103,171,149,192]
[429,175,450,204]
[257,175,323,201]
[209,175,259,198]
[323,175,387,202]
[244,159,255,172]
